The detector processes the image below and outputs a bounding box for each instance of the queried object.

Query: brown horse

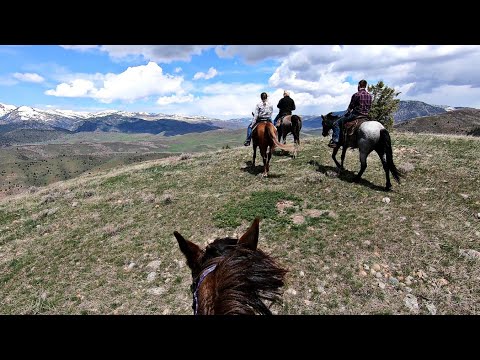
[276,114,302,147]
[251,121,295,177]
[174,218,287,315]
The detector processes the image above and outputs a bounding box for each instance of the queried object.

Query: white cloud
[60,45,100,52]
[402,84,480,109]
[45,79,97,97]
[94,62,183,103]
[40,45,480,117]
[157,94,195,105]
[156,82,281,119]
[12,72,45,83]
[263,45,480,114]
[202,82,265,95]
[97,45,214,63]
[215,45,299,63]
[45,62,185,103]
[193,67,218,80]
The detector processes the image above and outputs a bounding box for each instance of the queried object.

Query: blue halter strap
[192,264,217,315]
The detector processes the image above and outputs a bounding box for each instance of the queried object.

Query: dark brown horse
[251,121,295,177]
[174,218,287,315]
[276,114,302,147]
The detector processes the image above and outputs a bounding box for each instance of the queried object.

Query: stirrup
[328,140,338,148]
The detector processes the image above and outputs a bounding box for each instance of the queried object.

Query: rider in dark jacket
[273,90,296,126]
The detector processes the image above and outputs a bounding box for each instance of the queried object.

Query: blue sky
[1,45,480,119]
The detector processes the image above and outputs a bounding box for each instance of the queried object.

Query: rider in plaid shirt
[329,79,372,147]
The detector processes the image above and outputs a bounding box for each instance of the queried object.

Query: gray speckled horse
[321,112,402,191]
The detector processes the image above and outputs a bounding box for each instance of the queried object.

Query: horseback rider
[244,92,273,146]
[273,90,296,127]
[328,79,372,148]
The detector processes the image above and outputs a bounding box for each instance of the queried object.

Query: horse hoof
[353,176,361,183]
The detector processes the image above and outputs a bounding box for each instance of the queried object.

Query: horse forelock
[196,241,287,315]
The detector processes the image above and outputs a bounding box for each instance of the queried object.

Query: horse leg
[332,146,342,169]
[263,147,270,177]
[252,144,257,167]
[340,146,347,170]
[376,148,392,191]
[282,132,287,145]
[354,151,368,182]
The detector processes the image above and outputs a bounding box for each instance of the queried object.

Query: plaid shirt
[347,88,372,116]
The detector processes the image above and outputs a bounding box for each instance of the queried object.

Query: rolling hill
[394,108,480,136]
[1,132,478,315]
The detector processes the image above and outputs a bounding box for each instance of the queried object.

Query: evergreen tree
[368,81,401,130]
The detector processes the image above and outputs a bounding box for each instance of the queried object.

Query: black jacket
[277,96,296,115]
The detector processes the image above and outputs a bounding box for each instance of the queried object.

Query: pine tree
[368,81,401,130]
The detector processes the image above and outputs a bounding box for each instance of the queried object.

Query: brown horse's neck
[196,246,287,315]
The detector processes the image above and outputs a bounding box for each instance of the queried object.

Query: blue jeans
[332,112,356,142]
[246,125,253,142]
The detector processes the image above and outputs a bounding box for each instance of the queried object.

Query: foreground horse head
[321,112,402,191]
[251,121,295,177]
[174,218,287,315]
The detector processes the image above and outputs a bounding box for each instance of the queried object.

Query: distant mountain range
[0,104,225,140]
[0,100,476,139]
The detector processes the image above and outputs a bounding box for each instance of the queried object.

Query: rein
[191,264,217,315]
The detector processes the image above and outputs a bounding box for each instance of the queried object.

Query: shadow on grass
[308,160,387,192]
[273,149,295,158]
[241,161,284,178]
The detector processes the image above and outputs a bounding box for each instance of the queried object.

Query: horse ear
[238,217,260,250]
[174,231,203,270]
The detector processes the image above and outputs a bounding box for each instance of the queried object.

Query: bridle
[190,264,217,315]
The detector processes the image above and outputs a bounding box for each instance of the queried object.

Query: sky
[1,45,480,120]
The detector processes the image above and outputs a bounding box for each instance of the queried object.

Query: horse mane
[203,238,287,315]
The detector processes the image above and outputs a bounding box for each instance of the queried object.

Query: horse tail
[266,123,295,153]
[380,129,401,183]
[291,115,301,144]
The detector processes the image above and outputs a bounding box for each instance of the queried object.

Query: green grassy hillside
[0,132,478,314]
[0,129,246,198]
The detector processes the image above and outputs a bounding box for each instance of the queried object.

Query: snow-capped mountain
[0,103,223,131]
[0,103,17,117]
[0,100,470,133]
[433,104,456,112]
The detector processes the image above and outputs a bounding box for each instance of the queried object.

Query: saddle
[276,114,291,127]
[251,118,271,132]
[342,115,370,148]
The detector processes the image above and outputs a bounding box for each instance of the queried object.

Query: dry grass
[0,133,479,314]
